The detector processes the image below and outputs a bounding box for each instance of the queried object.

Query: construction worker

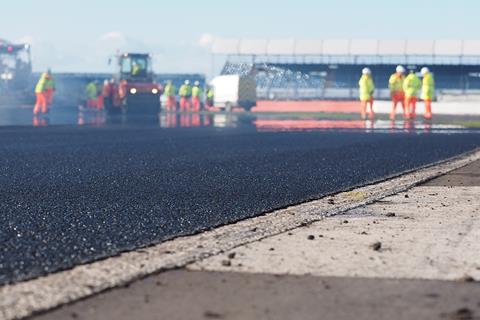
[403,70,422,119]
[163,80,176,111]
[192,81,202,112]
[132,61,143,76]
[206,86,214,110]
[179,80,192,112]
[85,81,98,109]
[33,72,48,115]
[44,69,56,109]
[388,65,405,120]
[358,68,375,120]
[421,67,435,120]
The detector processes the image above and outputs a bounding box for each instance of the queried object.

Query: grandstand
[212,38,480,100]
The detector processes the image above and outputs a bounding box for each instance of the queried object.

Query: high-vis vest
[389,73,404,93]
[207,89,214,99]
[164,84,176,97]
[358,75,375,101]
[179,85,192,97]
[403,73,422,98]
[35,73,48,93]
[192,86,202,98]
[86,82,98,99]
[422,73,435,100]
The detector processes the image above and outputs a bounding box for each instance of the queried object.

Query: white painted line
[1,149,480,320]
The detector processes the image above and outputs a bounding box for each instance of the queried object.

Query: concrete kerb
[1,149,480,320]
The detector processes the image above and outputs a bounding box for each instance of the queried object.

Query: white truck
[210,75,257,111]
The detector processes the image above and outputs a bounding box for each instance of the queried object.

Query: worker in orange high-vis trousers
[358,68,375,120]
[163,80,177,112]
[191,81,202,112]
[421,67,435,120]
[85,81,98,109]
[403,70,422,119]
[33,73,48,115]
[44,69,56,110]
[179,80,192,112]
[388,65,406,120]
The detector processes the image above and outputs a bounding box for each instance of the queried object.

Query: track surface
[0,119,479,285]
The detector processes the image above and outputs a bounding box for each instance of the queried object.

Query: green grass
[447,121,480,128]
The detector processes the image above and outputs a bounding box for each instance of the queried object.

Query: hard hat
[167,80,172,85]
[194,81,200,86]
[362,68,371,75]
[421,67,430,75]
[185,80,190,85]
[396,65,405,73]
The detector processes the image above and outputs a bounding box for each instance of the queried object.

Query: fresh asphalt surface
[0,111,480,286]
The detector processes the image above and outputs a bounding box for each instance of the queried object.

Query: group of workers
[163,80,214,112]
[33,70,56,115]
[34,73,215,114]
[84,79,214,112]
[34,66,434,120]
[359,66,435,120]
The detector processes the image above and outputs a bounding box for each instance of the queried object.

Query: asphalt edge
[1,148,480,320]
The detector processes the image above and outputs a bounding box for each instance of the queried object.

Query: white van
[210,75,257,111]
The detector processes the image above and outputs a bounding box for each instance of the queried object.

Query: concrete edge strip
[1,149,480,320]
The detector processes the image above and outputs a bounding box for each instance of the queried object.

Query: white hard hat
[396,65,405,73]
[362,68,371,75]
[421,67,430,75]
[194,81,200,86]
[185,80,190,85]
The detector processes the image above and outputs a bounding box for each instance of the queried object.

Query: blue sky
[1,0,478,74]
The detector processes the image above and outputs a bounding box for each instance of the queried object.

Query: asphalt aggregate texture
[0,119,479,285]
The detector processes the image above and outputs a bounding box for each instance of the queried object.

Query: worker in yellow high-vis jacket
[163,80,177,112]
[421,67,435,120]
[403,70,422,119]
[358,68,375,119]
[33,72,48,115]
[388,65,406,120]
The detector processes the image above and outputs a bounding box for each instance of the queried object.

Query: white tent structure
[211,38,480,64]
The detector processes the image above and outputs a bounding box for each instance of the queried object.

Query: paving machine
[0,39,33,104]
[104,53,161,113]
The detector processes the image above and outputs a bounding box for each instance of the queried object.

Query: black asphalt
[0,119,479,285]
